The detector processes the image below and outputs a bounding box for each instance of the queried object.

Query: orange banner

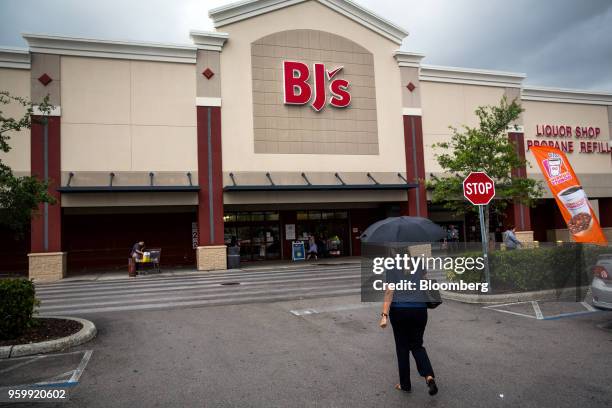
[531,146,607,244]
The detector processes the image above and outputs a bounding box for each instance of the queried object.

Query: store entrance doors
[223,211,281,261]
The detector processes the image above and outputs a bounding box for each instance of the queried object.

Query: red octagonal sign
[463,172,495,205]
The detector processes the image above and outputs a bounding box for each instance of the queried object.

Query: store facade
[0,0,611,280]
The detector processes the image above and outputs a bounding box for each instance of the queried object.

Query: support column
[28,53,65,282]
[504,86,533,241]
[196,105,226,270]
[395,52,427,217]
[403,113,427,217]
[508,131,532,233]
[191,31,228,270]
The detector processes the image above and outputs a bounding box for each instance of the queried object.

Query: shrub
[447,244,611,293]
[0,278,39,340]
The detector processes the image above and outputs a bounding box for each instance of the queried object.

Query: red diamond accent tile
[202,68,214,79]
[406,82,416,92]
[38,73,53,86]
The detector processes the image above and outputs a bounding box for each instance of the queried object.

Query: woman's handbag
[425,279,442,309]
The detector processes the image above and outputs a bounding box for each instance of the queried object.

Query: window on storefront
[294,210,350,258]
[224,211,281,261]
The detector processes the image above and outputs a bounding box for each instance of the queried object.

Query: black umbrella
[360,216,446,243]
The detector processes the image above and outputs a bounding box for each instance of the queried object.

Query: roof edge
[394,50,425,68]
[190,30,229,51]
[209,0,408,44]
[21,33,196,64]
[0,47,30,69]
[522,86,612,106]
[420,64,526,88]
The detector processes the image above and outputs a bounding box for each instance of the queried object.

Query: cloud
[1,0,610,90]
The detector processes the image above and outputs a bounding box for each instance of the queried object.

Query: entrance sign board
[191,222,198,249]
[292,241,305,261]
[283,61,351,111]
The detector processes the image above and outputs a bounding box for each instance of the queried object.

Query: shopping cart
[135,248,161,274]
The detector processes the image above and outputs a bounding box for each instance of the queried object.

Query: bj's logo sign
[283,61,351,111]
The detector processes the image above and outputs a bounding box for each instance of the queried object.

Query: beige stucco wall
[522,100,611,175]
[61,56,197,172]
[421,81,506,174]
[219,0,405,173]
[0,67,30,175]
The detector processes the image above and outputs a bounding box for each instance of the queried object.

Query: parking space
[483,299,604,320]
[0,350,92,403]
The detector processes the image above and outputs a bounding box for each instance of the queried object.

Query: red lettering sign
[283,61,350,111]
[283,61,311,105]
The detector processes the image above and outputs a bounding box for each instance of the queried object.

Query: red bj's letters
[283,61,351,111]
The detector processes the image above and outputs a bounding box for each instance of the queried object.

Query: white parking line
[484,307,538,319]
[531,301,544,320]
[290,303,376,316]
[0,356,44,374]
[581,301,597,312]
[484,300,602,321]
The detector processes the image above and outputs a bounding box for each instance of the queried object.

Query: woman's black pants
[389,307,434,390]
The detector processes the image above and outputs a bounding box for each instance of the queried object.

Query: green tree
[0,92,56,236]
[428,97,543,236]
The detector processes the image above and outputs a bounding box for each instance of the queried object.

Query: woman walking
[379,262,438,396]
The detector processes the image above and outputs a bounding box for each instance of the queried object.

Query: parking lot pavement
[2,295,611,408]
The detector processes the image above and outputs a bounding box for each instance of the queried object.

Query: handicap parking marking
[482,301,539,319]
[484,300,603,321]
[0,350,93,402]
[541,310,602,321]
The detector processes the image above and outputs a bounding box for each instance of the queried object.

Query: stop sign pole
[463,172,496,289]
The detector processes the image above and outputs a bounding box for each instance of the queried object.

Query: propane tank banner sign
[531,145,607,244]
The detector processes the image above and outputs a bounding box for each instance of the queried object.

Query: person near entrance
[131,241,145,261]
[447,225,459,250]
[503,225,522,250]
[306,236,318,260]
[379,256,438,396]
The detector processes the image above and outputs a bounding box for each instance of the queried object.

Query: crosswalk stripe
[39,283,362,311]
[35,264,360,290]
[34,264,364,315]
[40,288,361,315]
[38,274,359,304]
[35,266,359,294]
[36,269,359,298]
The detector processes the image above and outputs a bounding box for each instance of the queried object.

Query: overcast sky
[1,0,611,90]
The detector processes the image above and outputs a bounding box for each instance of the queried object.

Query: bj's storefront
[0,0,611,280]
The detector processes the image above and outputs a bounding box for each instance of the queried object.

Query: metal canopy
[57,186,200,193]
[223,184,417,192]
[58,171,198,193]
[224,172,417,192]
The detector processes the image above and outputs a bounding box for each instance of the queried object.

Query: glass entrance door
[224,211,281,261]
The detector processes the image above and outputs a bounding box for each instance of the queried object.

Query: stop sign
[463,172,495,205]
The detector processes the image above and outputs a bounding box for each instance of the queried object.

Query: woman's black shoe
[395,384,411,393]
[426,378,438,396]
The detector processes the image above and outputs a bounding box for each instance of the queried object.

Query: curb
[0,316,96,359]
[441,286,589,304]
